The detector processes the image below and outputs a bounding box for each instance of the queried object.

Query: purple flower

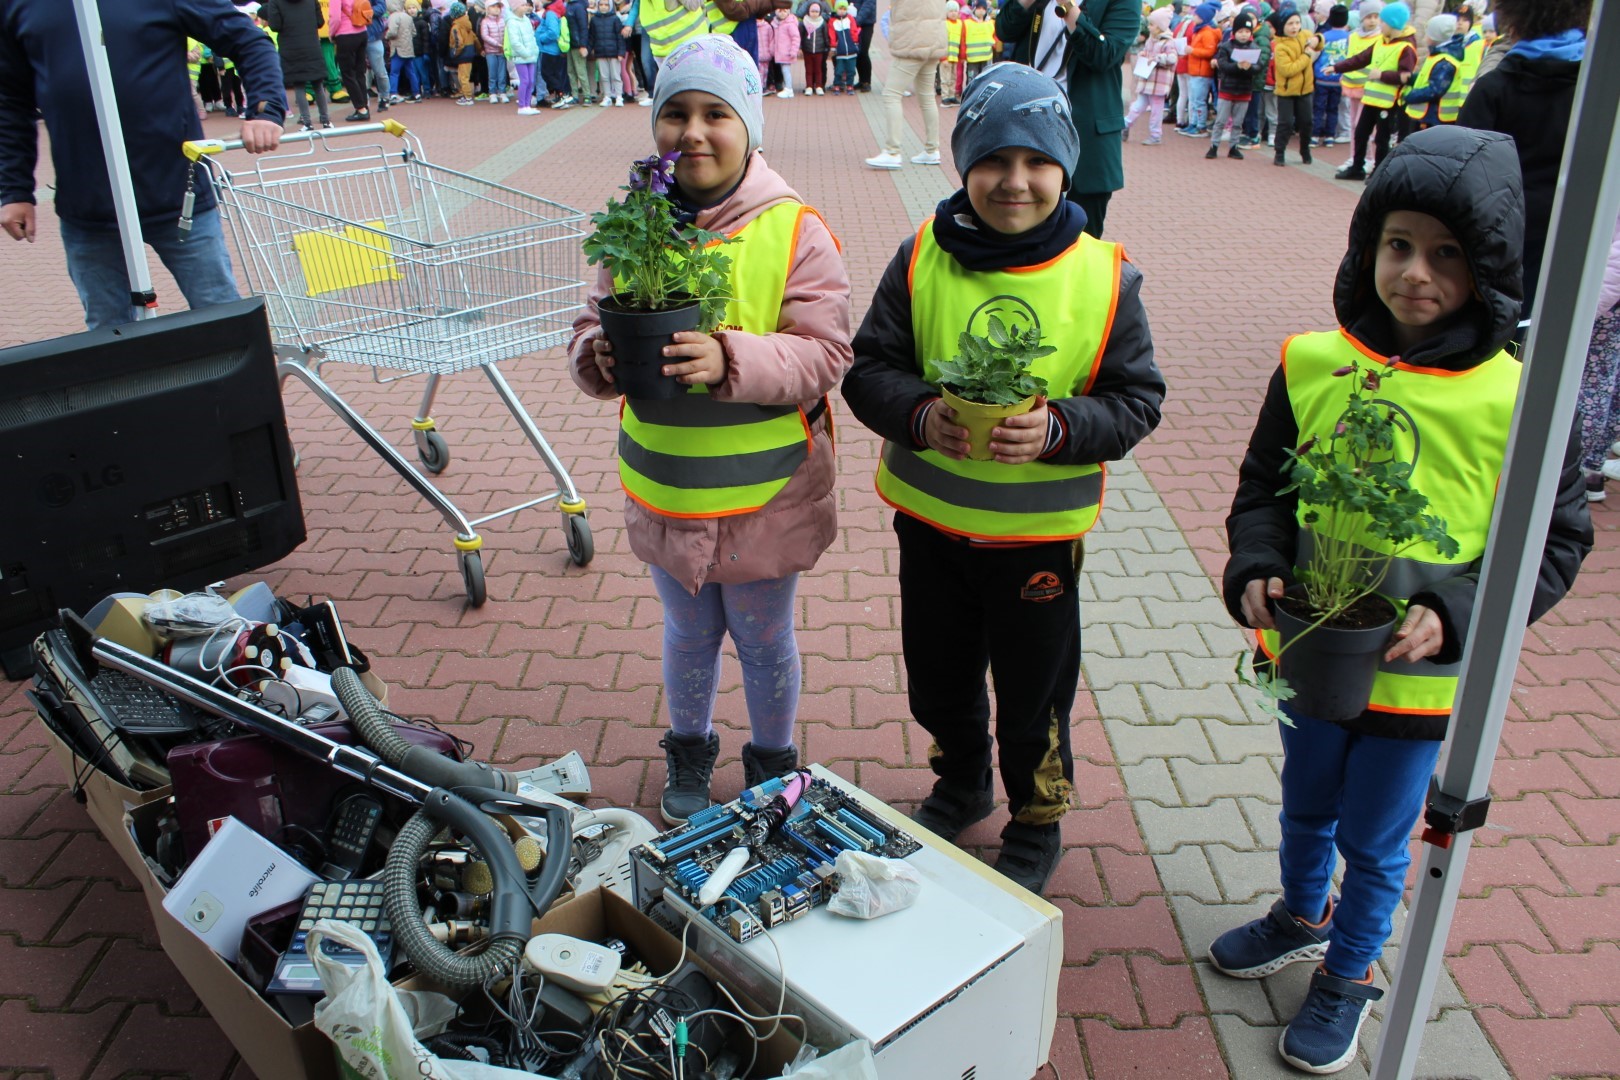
[1363,371,1382,392]
[1331,365,1355,377]
[627,151,681,195]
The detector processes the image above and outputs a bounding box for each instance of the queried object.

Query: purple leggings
[514,62,536,108]
[648,566,800,749]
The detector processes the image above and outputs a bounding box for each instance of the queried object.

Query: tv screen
[0,298,305,677]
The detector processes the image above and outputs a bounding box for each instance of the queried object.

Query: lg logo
[37,465,125,508]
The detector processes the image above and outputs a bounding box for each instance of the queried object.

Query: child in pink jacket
[1125,6,1178,143]
[765,6,802,97]
[568,36,852,824]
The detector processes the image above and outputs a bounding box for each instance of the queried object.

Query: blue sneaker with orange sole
[1209,897,1333,979]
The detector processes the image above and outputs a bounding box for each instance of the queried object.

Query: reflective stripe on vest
[1458,34,1484,96]
[874,221,1122,542]
[964,19,995,62]
[1255,330,1521,718]
[187,37,204,83]
[617,201,812,518]
[1358,39,1412,109]
[946,19,965,61]
[642,0,708,56]
[1338,30,1378,87]
[705,0,737,37]
[1405,54,1460,121]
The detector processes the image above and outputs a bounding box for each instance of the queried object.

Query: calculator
[266,880,394,997]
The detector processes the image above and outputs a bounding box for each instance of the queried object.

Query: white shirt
[1031,0,1070,79]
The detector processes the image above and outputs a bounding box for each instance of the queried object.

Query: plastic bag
[826,850,921,920]
[142,589,238,637]
[766,1040,880,1079]
[309,920,543,1080]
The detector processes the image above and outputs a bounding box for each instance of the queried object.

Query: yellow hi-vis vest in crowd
[874,221,1123,542]
[1405,53,1462,122]
[618,201,820,519]
[1457,32,1485,97]
[187,37,205,86]
[1359,37,1413,109]
[963,18,995,63]
[1339,29,1379,89]
[1255,330,1521,720]
[946,19,966,62]
[705,0,738,37]
[641,0,709,58]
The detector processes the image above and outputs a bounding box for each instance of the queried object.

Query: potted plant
[1238,359,1460,723]
[926,316,1053,461]
[583,151,735,400]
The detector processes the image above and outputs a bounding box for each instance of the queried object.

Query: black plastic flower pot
[1271,587,1399,723]
[597,295,702,401]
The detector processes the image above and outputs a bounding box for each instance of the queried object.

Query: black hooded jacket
[1223,126,1592,741]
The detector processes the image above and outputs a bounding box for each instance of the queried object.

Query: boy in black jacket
[841,65,1164,895]
[1215,126,1591,1074]
[1208,10,1258,159]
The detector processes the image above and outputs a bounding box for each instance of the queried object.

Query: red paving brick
[2,43,1619,1080]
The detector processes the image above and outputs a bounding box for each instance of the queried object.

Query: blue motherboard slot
[835,808,887,845]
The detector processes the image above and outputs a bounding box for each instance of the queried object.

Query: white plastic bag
[309,920,542,1080]
[826,850,921,920]
[766,1040,880,1079]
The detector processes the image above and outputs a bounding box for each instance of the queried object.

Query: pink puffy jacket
[765,12,801,64]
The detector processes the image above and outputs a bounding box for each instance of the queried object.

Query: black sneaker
[1205,144,1219,159]
[658,731,719,826]
[1280,966,1383,1074]
[740,741,800,789]
[1228,144,1245,160]
[1209,897,1333,978]
[993,821,1062,895]
[911,779,994,842]
[1585,470,1607,502]
[1335,163,1367,181]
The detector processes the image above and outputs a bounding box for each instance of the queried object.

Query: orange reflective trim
[1078,243,1123,397]
[874,483,1097,543]
[621,483,767,519]
[1367,703,1453,716]
[1005,236,1084,275]
[800,204,843,253]
[1392,359,1472,377]
[1337,327,1388,364]
[1280,332,1301,376]
[906,217,931,294]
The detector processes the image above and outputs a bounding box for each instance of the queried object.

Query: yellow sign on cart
[292,219,401,296]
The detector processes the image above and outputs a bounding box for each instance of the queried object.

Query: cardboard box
[41,720,173,903]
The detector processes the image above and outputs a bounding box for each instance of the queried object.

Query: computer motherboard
[631,774,922,943]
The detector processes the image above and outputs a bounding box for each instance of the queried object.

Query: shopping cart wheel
[459,550,487,607]
[418,430,451,475]
[564,514,594,566]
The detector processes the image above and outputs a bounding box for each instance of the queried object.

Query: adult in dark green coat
[996,0,1139,237]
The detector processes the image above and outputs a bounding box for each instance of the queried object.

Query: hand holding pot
[662,331,728,385]
[1383,604,1443,663]
[590,336,618,387]
[988,397,1048,465]
[1242,577,1286,630]
[923,399,972,460]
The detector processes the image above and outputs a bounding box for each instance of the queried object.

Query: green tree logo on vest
[966,294,1039,342]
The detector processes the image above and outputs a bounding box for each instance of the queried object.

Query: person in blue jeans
[0,0,284,330]
[1217,127,1591,1074]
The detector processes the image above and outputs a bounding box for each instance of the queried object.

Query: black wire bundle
[590,979,723,1080]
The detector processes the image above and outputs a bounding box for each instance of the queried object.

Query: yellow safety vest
[1405,53,1461,122]
[945,18,966,62]
[641,0,708,58]
[617,201,820,518]
[705,0,737,37]
[186,37,204,86]
[963,18,995,63]
[1255,330,1521,721]
[874,221,1122,542]
[1359,37,1412,109]
[1457,33,1484,97]
[1339,29,1379,88]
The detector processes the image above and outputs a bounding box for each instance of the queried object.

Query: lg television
[0,298,305,678]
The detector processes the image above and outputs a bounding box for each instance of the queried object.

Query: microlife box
[161,816,321,962]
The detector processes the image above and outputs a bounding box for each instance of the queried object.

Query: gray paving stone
[1145,526,1195,553]
[1239,796,1287,847]
[1092,570,1182,602]
[1116,624,1213,659]
[1147,595,1234,626]
[1083,653,1176,691]
[1211,1015,1371,1080]
[1084,526,1156,554]
[1195,961,1279,1026]
[1119,758,1180,804]
[1203,719,1288,764]
[1137,799,1252,853]
[1154,845,1223,902]
[1104,715,1214,764]
[1206,844,1282,900]
[1096,507,1181,532]
[1083,623,1122,658]
[1081,596,1151,629]
[1092,685,1150,727]
[1171,756,1282,807]
[1170,653,1251,690]
[1359,1007,1513,1080]
[1144,684,1250,725]
[1077,547,1125,577]
[1171,895,1263,969]
[1111,551,1202,576]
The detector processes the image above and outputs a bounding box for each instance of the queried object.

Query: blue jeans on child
[486,53,508,96]
[833,55,857,88]
[1278,708,1442,978]
[648,566,801,749]
[390,53,420,97]
[58,207,238,330]
[1313,85,1342,140]
[1187,74,1213,130]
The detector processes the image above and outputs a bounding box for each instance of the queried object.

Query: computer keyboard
[90,669,199,736]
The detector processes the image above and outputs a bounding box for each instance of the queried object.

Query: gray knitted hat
[651,35,766,155]
[951,63,1081,189]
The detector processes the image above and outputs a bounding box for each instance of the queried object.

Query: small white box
[162,816,321,961]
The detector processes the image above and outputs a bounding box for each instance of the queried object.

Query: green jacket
[996,0,1138,195]
[1252,22,1273,90]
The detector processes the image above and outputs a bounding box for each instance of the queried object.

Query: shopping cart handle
[182,118,408,161]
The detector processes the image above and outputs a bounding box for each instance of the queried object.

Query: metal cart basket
[183,120,592,606]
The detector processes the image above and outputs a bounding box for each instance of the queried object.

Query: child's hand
[1241,577,1285,629]
[1384,604,1443,663]
[590,335,618,386]
[989,397,1049,465]
[1238,60,1252,69]
[663,331,727,385]
[923,400,971,460]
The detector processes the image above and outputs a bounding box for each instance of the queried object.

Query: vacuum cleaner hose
[331,667,516,792]
[384,809,523,988]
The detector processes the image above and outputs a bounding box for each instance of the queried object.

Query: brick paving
[2,46,1619,1080]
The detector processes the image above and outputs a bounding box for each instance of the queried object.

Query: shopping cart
[182,120,592,606]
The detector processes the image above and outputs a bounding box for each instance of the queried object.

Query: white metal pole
[1369,2,1620,1076]
[70,0,159,319]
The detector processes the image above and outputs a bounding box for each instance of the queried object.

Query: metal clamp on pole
[1419,777,1491,850]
